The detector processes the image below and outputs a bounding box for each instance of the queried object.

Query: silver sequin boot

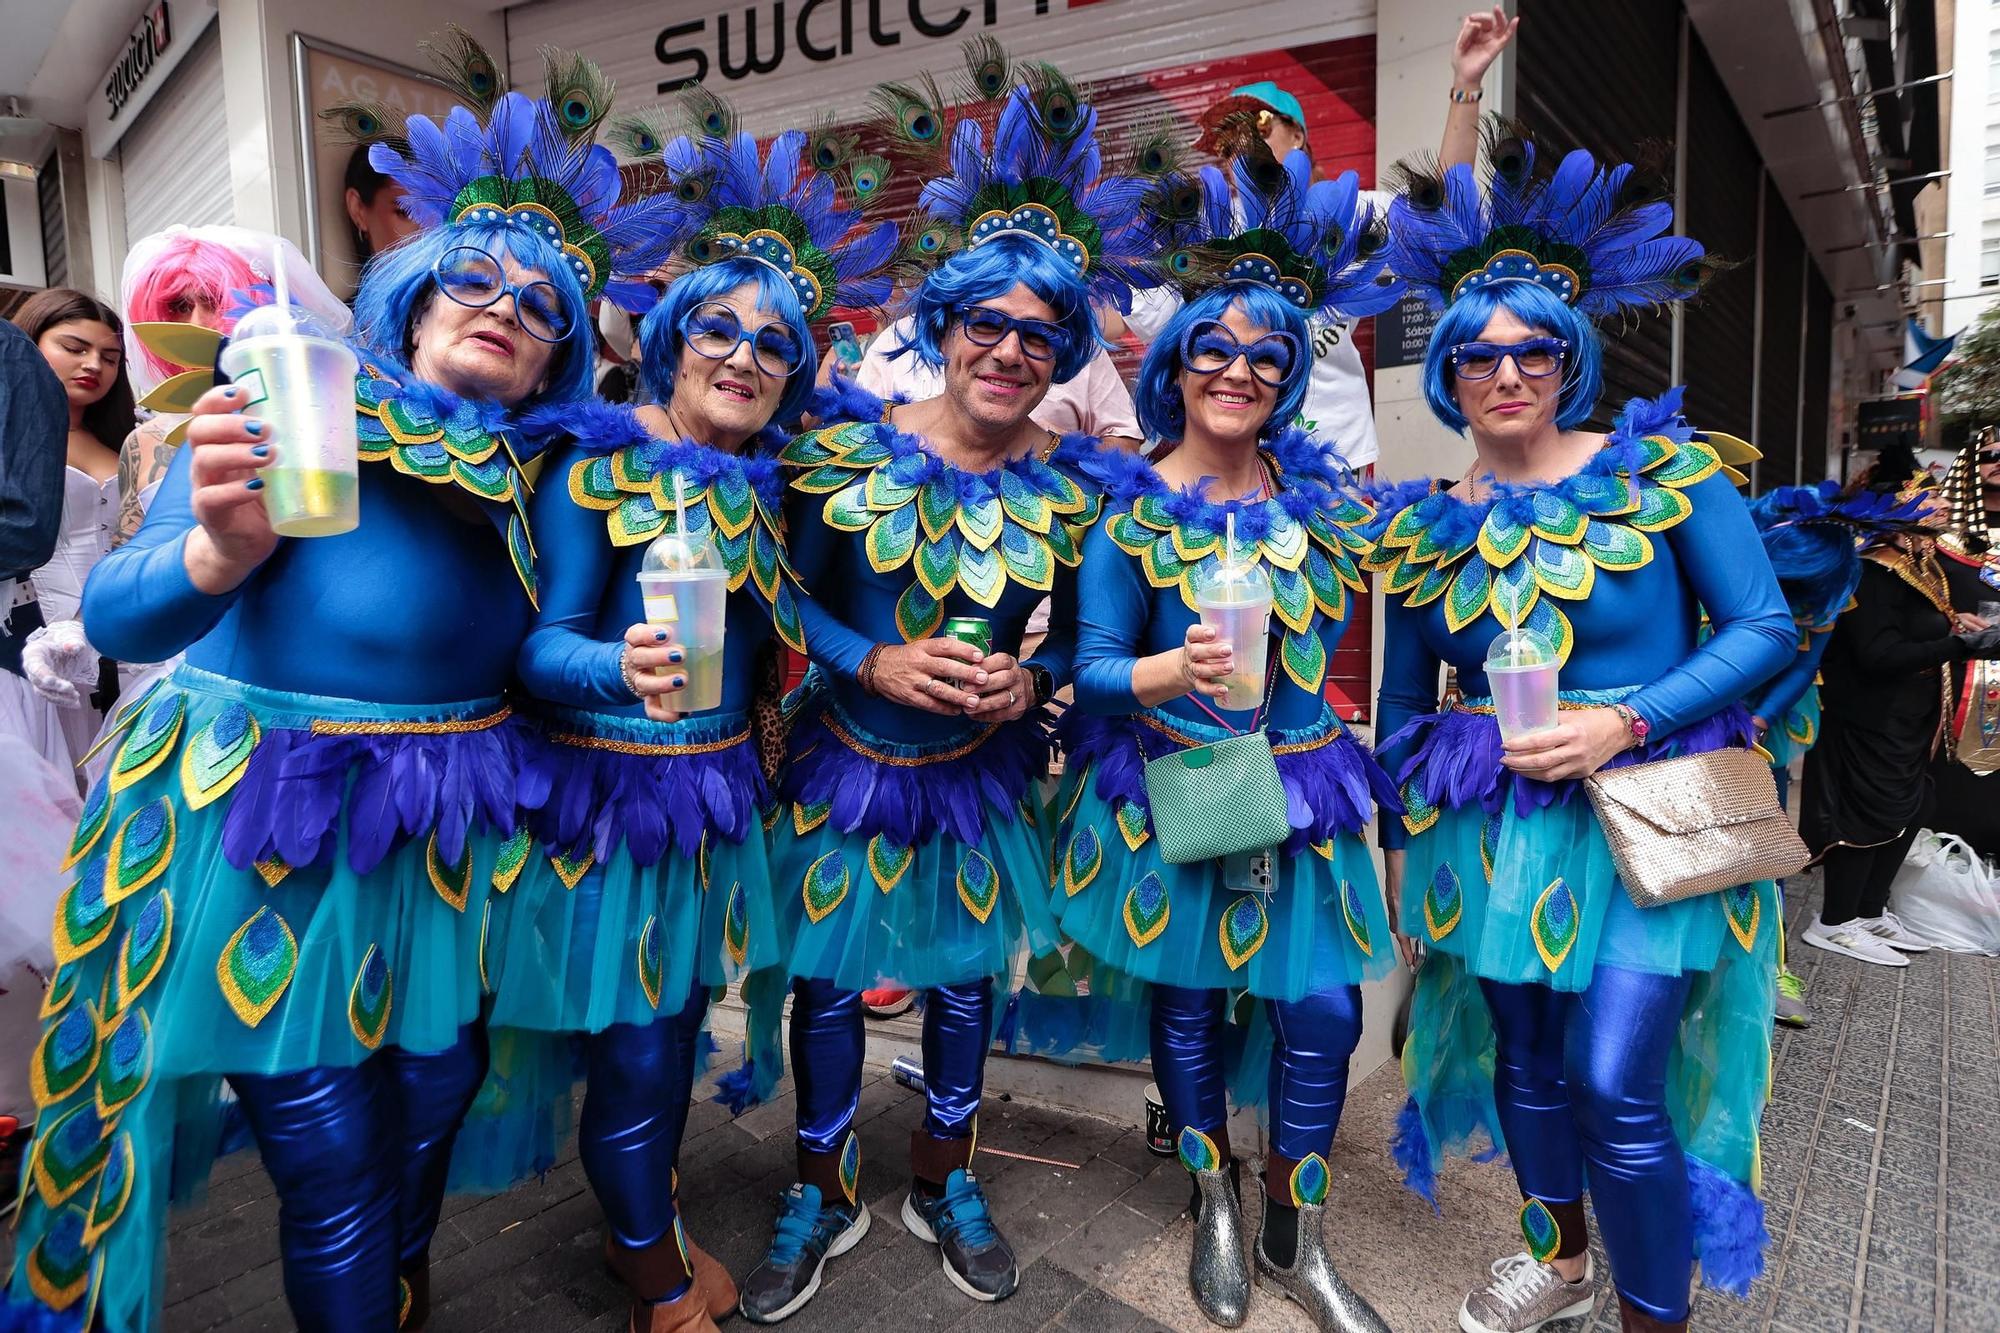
[1255,1198,1391,1333]
[1181,1128,1249,1328]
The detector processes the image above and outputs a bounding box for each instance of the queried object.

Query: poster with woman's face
[295,37,465,301]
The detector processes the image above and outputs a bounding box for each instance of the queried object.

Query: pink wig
[124,234,261,383]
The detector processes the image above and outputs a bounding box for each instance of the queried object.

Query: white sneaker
[1801,919,1909,967]
[1856,912,1934,953]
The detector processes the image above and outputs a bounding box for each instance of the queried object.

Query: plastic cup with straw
[1193,510,1274,711]
[215,237,362,536]
[1484,577,1559,740]
[634,471,730,714]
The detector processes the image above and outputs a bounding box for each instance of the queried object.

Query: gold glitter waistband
[310,705,513,735]
[821,713,999,767]
[1449,699,1599,716]
[1136,712,1344,757]
[548,728,749,757]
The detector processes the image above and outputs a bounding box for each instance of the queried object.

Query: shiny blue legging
[791,977,991,1153]
[579,978,710,1254]
[1150,984,1364,1167]
[1481,966,1695,1323]
[226,1022,488,1333]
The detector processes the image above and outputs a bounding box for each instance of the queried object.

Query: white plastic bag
[1891,829,2000,955]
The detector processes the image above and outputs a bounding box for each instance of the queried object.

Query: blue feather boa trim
[1081,426,1358,538]
[221,714,528,877]
[1383,699,1757,819]
[517,709,765,863]
[526,398,791,487]
[1056,706,1400,852]
[780,693,1051,847]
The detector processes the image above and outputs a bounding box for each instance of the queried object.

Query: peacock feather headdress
[873,38,1176,310]
[1156,149,1402,323]
[1750,480,1942,631]
[606,88,899,322]
[327,29,688,311]
[1385,120,1717,321]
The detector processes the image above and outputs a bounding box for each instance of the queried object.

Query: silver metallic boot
[1181,1129,1249,1328]
[1255,1198,1391,1333]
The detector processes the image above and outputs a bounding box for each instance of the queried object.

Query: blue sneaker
[738,1183,870,1324]
[899,1169,1018,1301]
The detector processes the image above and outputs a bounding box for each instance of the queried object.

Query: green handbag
[1141,664,1290,866]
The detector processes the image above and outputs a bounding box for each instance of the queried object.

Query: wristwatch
[1026,663,1055,709]
[1610,703,1650,748]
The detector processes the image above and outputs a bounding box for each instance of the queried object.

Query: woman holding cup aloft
[1047,153,1401,1332]
[1369,130,1793,1333]
[0,37,683,1333]
[476,96,898,1333]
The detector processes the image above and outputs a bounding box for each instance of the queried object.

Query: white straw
[270,236,291,329]
[673,470,690,565]
[1225,510,1237,574]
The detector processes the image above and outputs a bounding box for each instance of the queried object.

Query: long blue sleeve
[1073,519,1146,713]
[1746,628,1829,728]
[0,322,67,580]
[1373,592,1444,850]
[517,445,630,709]
[81,444,245,664]
[1624,472,1794,735]
[783,479,875,680]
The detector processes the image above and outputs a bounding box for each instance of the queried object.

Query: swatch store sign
[88,0,218,157]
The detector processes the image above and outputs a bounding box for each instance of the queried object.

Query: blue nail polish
[668,649,684,664]
[244,420,264,436]
[654,630,668,642]
[245,478,264,491]
[222,387,238,400]
[671,675,686,689]
[251,445,270,458]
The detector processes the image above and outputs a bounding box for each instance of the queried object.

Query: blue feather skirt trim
[769,689,1057,992]
[1393,703,1776,1296]
[1047,710,1394,1000]
[7,665,523,1333]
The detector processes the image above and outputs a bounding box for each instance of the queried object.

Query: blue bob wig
[1134,281,1312,444]
[352,220,597,409]
[897,232,1099,384]
[636,257,820,428]
[1420,280,1603,434]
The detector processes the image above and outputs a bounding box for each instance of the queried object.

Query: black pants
[1819,819,1925,926]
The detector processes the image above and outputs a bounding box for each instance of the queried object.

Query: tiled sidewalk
[9,868,1991,1331]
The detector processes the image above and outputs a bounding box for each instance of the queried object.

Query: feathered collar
[357,348,563,463]
[1089,427,1358,542]
[539,398,789,510]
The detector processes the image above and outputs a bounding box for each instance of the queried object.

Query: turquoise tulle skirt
[768,687,1058,993]
[1049,762,1393,1000]
[1393,773,1779,1296]
[6,665,515,1333]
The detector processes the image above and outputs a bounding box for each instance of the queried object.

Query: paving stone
[1042,1202,1159,1284]
[1049,1283,1149,1333]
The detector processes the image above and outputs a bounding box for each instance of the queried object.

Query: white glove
[22,620,99,708]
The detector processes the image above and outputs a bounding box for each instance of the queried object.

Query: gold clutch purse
[1583,747,1809,907]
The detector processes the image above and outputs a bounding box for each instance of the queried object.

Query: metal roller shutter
[1680,29,1758,442]
[38,150,66,290]
[1515,0,1681,418]
[1800,269,1831,483]
[120,25,231,243]
[1757,174,1805,492]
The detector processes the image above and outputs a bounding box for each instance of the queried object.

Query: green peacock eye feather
[1492,137,1529,182]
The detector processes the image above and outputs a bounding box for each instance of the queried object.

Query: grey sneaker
[1459,1252,1595,1333]
[1775,967,1810,1028]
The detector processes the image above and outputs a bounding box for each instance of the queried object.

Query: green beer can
[940,616,993,656]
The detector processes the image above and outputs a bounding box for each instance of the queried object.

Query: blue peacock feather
[1386,122,1715,320]
[1750,480,1938,632]
[1157,151,1402,323]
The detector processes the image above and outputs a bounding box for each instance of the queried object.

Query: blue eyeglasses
[955,305,1071,363]
[1449,337,1569,381]
[432,247,575,343]
[680,302,806,378]
[1180,320,1304,388]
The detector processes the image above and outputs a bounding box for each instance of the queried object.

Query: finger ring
[1008,690,1018,707]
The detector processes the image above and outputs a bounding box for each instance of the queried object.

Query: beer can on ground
[890,1054,927,1093]
[940,616,993,656]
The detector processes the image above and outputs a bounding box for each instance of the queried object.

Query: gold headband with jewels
[453,200,601,302]
[968,201,1092,273]
[1448,247,1581,306]
[707,227,825,320]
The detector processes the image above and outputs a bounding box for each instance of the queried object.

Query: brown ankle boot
[685,1233,737,1321]
[1616,1297,1688,1332]
[628,1281,722,1333]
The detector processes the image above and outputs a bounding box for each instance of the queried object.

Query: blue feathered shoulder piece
[1157,152,1402,323]
[1385,120,1717,321]
[335,30,687,312]
[1749,480,1936,630]
[872,37,1175,310]
[608,88,898,322]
